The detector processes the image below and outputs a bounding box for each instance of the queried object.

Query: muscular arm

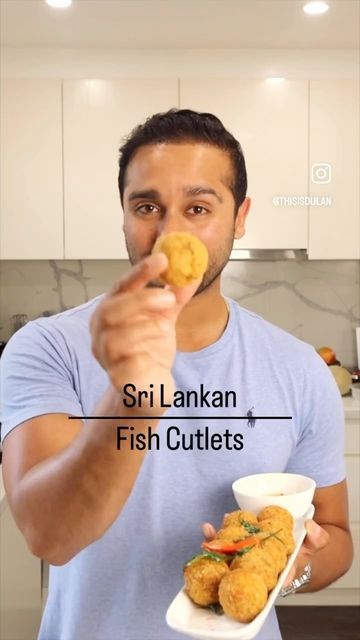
[2,254,201,566]
[294,480,353,592]
[2,389,158,566]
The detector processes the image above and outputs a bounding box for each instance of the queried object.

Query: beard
[194,236,233,294]
[125,230,234,295]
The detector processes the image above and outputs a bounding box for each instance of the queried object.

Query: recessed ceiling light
[303,1,329,15]
[46,0,72,8]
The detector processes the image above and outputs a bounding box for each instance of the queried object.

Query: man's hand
[90,253,201,415]
[282,519,329,588]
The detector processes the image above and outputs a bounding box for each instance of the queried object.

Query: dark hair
[118,108,247,211]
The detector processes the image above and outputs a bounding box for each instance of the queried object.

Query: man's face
[122,142,249,293]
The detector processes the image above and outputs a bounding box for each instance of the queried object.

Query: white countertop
[343,395,360,420]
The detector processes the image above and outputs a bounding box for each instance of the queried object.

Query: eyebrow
[185,185,223,203]
[127,185,223,204]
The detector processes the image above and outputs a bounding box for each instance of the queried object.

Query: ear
[234,197,251,239]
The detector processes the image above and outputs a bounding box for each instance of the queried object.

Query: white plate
[166,504,315,640]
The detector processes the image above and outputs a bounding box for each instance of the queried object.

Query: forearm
[298,524,353,593]
[13,387,156,565]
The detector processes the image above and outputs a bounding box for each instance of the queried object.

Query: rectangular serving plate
[166,504,315,640]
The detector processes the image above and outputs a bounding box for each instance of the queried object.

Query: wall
[1,48,358,79]
[1,48,359,366]
[0,259,359,368]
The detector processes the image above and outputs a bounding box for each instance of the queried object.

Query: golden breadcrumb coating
[183,557,230,607]
[152,232,208,287]
[222,510,259,528]
[258,534,288,573]
[257,505,294,530]
[230,546,279,591]
[219,569,267,623]
[259,519,295,555]
[215,525,249,541]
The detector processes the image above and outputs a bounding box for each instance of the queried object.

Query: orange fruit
[317,346,336,365]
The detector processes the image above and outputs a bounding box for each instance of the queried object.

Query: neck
[175,278,229,352]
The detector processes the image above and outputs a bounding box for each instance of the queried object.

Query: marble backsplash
[0,259,359,368]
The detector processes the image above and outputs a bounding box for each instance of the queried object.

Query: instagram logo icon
[311,163,332,184]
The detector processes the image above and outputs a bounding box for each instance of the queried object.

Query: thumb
[303,520,330,554]
[162,276,203,323]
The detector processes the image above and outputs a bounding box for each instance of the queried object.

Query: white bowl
[232,473,316,519]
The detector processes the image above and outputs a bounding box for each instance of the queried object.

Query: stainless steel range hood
[230,249,308,260]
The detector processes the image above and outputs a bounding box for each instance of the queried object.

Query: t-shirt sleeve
[285,348,346,488]
[0,319,83,443]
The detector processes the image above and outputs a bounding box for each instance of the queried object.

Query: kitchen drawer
[0,494,41,640]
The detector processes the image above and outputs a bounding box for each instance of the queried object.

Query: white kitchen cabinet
[63,79,178,259]
[0,80,63,259]
[2,78,357,260]
[0,474,41,639]
[279,399,360,607]
[309,80,360,260]
[179,79,309,254]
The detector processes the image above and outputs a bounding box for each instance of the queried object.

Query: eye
[135,203,160,215]
[188,205,209,215]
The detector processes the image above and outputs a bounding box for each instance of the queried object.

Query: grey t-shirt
[0,296,346,640]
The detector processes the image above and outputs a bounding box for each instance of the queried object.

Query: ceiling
[0,0,359,50]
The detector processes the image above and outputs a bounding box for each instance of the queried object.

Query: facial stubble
[124,227,235,295]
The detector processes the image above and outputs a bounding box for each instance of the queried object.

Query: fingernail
[203,524,213,539]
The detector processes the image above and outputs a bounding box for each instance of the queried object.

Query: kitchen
[0,1,359,639]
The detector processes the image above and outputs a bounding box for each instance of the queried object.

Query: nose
[156,211,191,237]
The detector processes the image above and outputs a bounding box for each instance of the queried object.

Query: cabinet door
[63,79,178,259]
[309,80,359,259]
[180,79,308,253]
[0,80,63,259]
[0,498,41,640]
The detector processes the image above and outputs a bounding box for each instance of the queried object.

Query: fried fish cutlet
[257,505,294,531]
[230,545,279,591]
[258,519,295,555]
[183,556,230,607]
[218,569,268,623]
[222,510,259,528]
[152,232,208,287]
[258,534,288,573]
[215,525,249,541]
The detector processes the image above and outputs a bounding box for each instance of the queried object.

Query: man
[0,109,353,640]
